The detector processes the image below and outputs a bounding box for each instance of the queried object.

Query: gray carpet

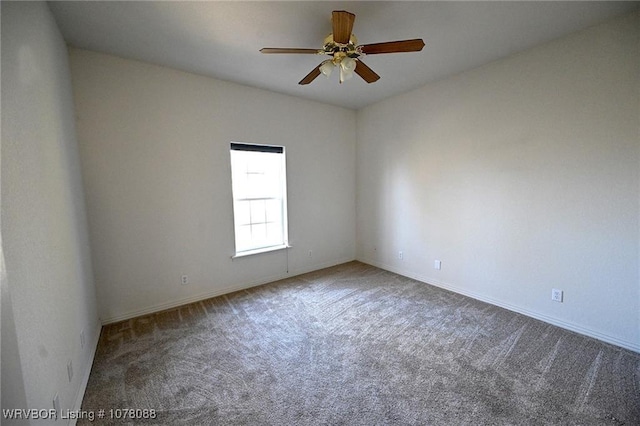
[81,262,640,425]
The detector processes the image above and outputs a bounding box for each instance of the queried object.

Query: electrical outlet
[80,329,85,349]
[398,251,403,260]
[181,275,189,285]
[67,360,73,382]
[551,289,563,303]
[434,260,442,270]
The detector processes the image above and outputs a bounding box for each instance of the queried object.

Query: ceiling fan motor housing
[323,34,361,58]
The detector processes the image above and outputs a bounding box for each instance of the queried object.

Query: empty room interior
[2,1,639,424]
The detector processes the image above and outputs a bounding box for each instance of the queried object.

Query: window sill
[232,244,291,259]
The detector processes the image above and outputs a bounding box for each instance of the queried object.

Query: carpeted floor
[80,261,640,425]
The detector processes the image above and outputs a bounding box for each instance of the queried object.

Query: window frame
[229,142,289,258]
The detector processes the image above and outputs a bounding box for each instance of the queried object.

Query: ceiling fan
[260,10,425,85]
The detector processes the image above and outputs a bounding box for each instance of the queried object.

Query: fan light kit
[260,10,425,85]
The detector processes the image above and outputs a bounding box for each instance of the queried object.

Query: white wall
[69,50,356,323]
[356,12,640,351]
[1,2,100,422]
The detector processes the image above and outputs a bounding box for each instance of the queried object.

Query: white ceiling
[48,1,639,110]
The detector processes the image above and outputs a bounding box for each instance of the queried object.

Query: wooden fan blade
[299,65,322,85]
[332,10,355,44]
[354,60,380,83]
[260,48,320,54]
[359,39,425,55]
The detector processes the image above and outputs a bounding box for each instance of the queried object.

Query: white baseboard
[101,257,355,325]
[358,256,640,354]
[68,322,102,426]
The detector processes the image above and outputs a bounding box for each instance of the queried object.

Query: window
[230,143,288,256]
